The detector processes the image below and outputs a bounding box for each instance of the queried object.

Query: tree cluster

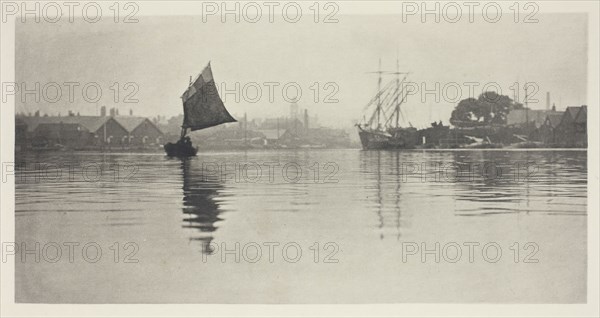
[449,92,523,127]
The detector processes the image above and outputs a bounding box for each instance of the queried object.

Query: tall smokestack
[304,109,309,130]
[100,106,106,117]
[546,92,550,110]
[244,113,247,145]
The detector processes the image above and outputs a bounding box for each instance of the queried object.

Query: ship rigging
[357,59,417,150]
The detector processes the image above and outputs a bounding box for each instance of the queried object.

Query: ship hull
[164,142,198,157]
[358,128,417,150]
[358,130,391,150]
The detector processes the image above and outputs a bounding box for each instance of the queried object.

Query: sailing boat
[357,59,417,150]
[164,62,237,156]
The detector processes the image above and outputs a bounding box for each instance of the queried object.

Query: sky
[16,12,587,129]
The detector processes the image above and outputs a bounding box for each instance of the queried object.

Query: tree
[450,92,523,127]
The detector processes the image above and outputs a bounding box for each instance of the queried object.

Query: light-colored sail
[181,62,236,131]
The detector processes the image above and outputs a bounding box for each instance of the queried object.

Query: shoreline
[14,147,588,155]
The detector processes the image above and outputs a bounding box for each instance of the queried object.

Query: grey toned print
[3,1,595,314]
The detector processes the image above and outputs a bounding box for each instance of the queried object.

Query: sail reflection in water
[179,158,224,253]
[14,149,587,303]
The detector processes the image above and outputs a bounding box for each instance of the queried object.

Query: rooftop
[18,115,163,134]
[20,116,111,133]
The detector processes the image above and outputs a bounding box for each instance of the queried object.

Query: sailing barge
[357,61,417,150]
[164,62,237,157]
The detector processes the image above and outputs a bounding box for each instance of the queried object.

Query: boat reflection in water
[179,158,224,253]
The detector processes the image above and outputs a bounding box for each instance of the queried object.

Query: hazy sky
[16,13,587,129]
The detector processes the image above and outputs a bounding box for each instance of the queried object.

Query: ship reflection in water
[358,149,587,239]
[179,158,223,253]
[15,149,587,303]
[360,150,405,240]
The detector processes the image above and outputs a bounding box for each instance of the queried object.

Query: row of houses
[16,114,164,150]
[507,105,587,147]
[536,106,587,147]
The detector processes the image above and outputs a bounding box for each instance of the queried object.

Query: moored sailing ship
[357,60,417,150]
[164,62,237,156]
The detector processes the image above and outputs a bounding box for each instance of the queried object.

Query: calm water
[15,149,587,303]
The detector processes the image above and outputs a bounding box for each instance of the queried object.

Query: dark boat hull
[164,142,198,157]
[358,128,417,150]
[358,130,391,150]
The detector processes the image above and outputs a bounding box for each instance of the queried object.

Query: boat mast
[180,75,193,139]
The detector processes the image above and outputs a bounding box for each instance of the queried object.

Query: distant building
[573,106,588,145]
[538,113,564,144]
[556,106,587,147]
[260,117,285,130]
[256,129,281,146]
[20,116,128,147]
[15,118,28,151]
[506,109,562,128]
[114,116,164,146]
[535,105,587,147]
[17,114,163,149]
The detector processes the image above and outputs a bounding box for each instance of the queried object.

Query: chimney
[552,103,556,111]
[277,117,280,138]
[109,107,115,117]
[304,109,309,130]
[243,113,248,144]
[546,92,550,110]
[100,106,106,117]
[129,108,133,116]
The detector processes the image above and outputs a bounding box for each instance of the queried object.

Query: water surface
[15,149,587,303]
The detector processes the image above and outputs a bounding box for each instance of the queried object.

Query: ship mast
[395,57,400,128]
[364,59,409,129]
[377,58,382,129]
[386,54,408,129]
